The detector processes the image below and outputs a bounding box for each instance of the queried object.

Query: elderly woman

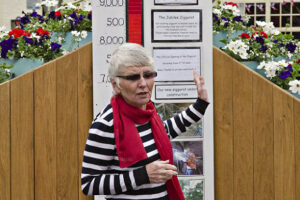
[81,43,209,200]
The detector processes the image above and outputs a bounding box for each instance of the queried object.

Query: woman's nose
[137,75,147,87]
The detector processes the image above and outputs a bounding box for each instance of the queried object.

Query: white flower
[289,80,300,94]
[256,21,266,27]
[83,2,92,11]
[66,2,77,9]
[223,40,249,59]
[41,0,58,7]
[0,26,6,32]
[213,9,222,15]
[58,37,64,43]
[71,31,80,37]
[80,31,88,39]
[75,38,82,42]
[257,61,266,69]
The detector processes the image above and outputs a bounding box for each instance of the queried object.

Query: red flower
[296,59,300,64]
[54,11,61,17]
[8,28,31,39]
[260,31,268,38]
[238,33,250,39]
[225,2,238,7]
[36,27,49,37]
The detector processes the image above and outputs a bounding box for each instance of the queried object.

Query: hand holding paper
[193,69,208,102]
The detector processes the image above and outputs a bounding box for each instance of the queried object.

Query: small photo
[179,178,204,200]
[156,103,203,138]
[171,141,203,175]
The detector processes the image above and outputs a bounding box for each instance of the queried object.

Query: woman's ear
[111,78,121,95]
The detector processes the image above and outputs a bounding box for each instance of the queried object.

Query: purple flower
[279,64,293,80]
[69,11,78,20]
[221,17,229,22]
[0,37,17,58]
[273,40,278,44]
[286,42,296,53]
[50,42,61,52]
[23,36,33,44]
[78,15,84,23]
[30,11,38,17]
[48,11,55,20]
[279,70,291,80]
[260,45,268,52]
[233,16,242,22]
[213,13,220,24]
[256,36,265,45]
[20,15,30,25]
[88,12,92,20]
[31,11,45,23]
[69,20,75,30]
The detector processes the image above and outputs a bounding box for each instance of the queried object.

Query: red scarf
[111,95,185,200]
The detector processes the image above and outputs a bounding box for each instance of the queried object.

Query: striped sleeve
[81,106,150,196]
[164,98,209,138]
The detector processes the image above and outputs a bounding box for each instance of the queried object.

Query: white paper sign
[153,47,201,81]
[152,10,202,42]
[155,84,197,100]
[155,0,198,5]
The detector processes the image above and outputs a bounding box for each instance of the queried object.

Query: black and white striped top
[81,98,209,200]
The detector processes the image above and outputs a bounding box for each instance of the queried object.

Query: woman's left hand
[193,69,208,102]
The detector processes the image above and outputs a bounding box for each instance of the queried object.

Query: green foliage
[0,63,14,83]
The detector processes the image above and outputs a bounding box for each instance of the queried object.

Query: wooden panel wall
[0,82,10,200]
[213,47,234,200]
[0,43,93,200]
[214,47,299,200]
[34,61,57,200]
[11,73,34,200]
[77,44,94,200]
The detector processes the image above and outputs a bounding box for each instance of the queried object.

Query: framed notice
[152,10,202,42]
[153,47,201,82]
[154,0,198,5]
[155,84,198,100]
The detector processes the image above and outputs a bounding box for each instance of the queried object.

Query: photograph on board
[156,103,203,138]
[171,140,203,175]
[179,178,204,200]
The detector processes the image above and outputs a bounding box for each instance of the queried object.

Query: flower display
[0,27,63,62]
[257,59,300,95]
[213,1,249,33]
[18,2,92,34]
[222,21,300,61]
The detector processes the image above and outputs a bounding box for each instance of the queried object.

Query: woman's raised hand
[145,160,178,183]
[193,69,208,102]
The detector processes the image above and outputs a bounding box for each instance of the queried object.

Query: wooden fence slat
[213,47,234,200]
[0,82,10,200]
[11,73,34,200]
[233,62,253,200]
[34,62,57,200]
[294,98,300,200]
[273,87,295,200]
[253,75,274,200]
[56,51,79,200]
[78,43,94,200]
